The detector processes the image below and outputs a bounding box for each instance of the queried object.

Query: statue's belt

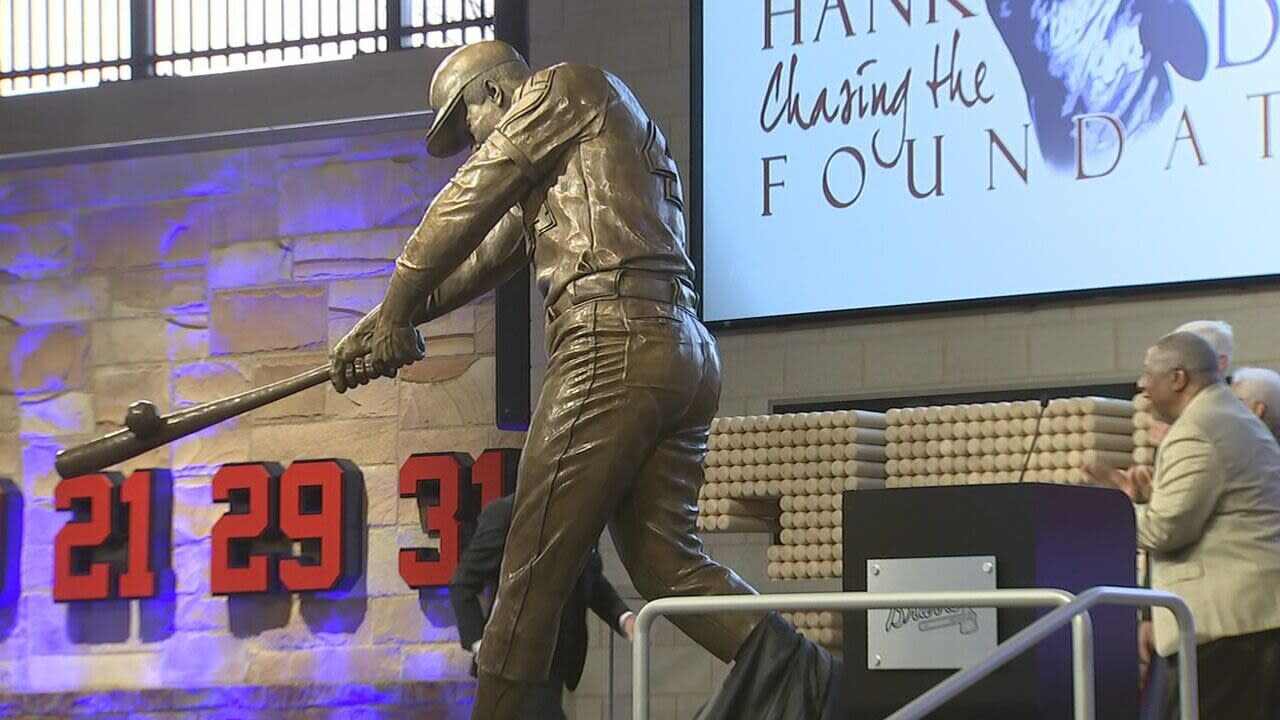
[548,269,697,320]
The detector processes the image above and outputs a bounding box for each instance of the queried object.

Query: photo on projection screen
[695,0,1280,324]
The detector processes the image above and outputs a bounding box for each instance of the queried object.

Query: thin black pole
[492,0,530,431]
[129,0,150,77]
[383,0,398,49]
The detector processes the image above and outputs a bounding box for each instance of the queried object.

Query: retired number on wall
[48,448,521,600]
[53,470,174,601]
[398,449,519,588]
[210,459,364,594]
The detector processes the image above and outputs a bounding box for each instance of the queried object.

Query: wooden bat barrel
[56,365,331,479]
[56,332,424,479]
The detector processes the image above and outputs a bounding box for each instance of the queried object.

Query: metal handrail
[896,587,1196,720]
[633,589,1084,719]
[631,586,1197,720]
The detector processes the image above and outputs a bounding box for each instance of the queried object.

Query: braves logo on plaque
[885,606,981,635]
[867,556,998,670]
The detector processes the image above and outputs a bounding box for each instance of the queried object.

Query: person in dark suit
[449,494,635,719]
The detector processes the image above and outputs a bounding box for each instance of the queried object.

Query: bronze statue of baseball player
[329,40,765,717]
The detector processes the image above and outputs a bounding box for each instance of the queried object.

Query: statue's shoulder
[513,63,610,106]
[500,65,610,134]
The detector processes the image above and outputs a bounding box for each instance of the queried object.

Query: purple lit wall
[0,130,524,716]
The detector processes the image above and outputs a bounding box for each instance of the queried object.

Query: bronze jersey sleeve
[410,206,528,326]
[391,67,603,310]
[485,67,606,179]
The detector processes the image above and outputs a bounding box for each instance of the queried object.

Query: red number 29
[279,460,362,592]
[211,460,362,594]
[210,463,280,595]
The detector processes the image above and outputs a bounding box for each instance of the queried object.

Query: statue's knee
[626,564,670,600]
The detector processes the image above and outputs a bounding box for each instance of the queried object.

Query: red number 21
[53,470,173,602]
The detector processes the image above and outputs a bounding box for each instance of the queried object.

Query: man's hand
[1138,619,1155,667]
[330,307,383,393]
[1084,463,1154,504]
[623,613,636,642]
[370,313,426,377]
[1124,465,1154,504]
[1082,462,1125,489]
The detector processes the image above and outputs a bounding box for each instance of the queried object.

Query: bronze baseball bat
[55,332,424,479]
[54,364,330,479]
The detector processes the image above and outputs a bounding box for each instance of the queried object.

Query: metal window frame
[632,586,1197,720]
[0,0,494,93]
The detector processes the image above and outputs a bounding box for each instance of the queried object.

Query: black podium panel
[842,484,1138,720]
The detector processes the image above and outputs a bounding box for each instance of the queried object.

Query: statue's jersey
[397,63,695,312]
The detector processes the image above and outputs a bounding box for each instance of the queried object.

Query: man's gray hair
[1174,320,1235,368]
[1150,331,1222,383]
[1232,367,1280,438]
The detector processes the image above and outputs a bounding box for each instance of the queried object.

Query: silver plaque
[866,556,997,670]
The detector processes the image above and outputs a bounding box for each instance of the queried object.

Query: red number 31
[399,449,518,588]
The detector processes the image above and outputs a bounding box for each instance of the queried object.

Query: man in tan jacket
[1093,331,1280,718]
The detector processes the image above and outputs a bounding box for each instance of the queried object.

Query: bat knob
[125,401,165,438]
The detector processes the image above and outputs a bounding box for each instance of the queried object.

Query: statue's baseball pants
[473,296,763,715]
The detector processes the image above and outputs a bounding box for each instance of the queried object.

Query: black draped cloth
[694,613,844,720]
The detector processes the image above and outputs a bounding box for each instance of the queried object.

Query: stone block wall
[0,129,521,712]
